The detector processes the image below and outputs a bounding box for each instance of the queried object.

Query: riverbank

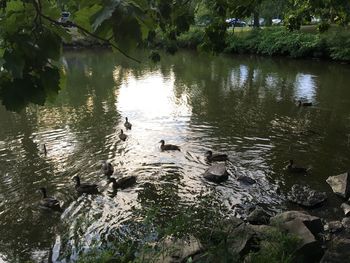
[79,207,350,263]
[157,26,350,62]
[63,26,350,62]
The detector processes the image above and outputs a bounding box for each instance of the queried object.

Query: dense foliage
[0,0,350,111]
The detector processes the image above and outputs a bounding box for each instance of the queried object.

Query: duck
[298,100,313,107]
[124,117,132,130]
[73,176,99,194]
[205,150,228,162]
[39,187,62,211]
[110,176,137,190]
[286,160,310,174]
[102,161,114,176]
[159,140,180,151]
[119,129,127,141]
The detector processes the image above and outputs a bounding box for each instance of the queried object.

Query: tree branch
[33,1,141,63]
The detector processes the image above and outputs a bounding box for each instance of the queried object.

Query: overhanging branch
[33,0,141,63]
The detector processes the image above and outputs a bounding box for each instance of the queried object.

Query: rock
[288,184,327,208]
[203,163,229,183]
[341,217,350,230]
[154,235,202,263]
[324,221,343,233]
[210,218,258,257]
[320,237,350,263]
[226,223,258,256]
[249,224,277,239]
[326,172,350,198]
[281,219,324,262]
[237,175,256,185]
[270,210,323,237]
[340,203,350,216]
[246,207,271,225]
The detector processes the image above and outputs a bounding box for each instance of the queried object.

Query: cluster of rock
[151,169,350,263]
[150,209,350,263]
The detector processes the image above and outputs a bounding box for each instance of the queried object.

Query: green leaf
[3,50,25,78]
[37,29,62,61]
[92,0,122,32]
[74,4,103,32]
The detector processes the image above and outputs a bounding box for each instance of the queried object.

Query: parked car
[272,18,282,25]
[226,18,246,27]
[58,11,71,23]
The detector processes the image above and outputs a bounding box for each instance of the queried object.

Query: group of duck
[39,109,312,212]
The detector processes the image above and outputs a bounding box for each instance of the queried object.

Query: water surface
[0,50,350,262]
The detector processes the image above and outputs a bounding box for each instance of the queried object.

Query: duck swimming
[298,100,313,107]
[102,161,114,176]
[73,176,99,194]
[119,129,127,141]
[124,117,132,130]
[205,150,228,162]
[286,160,310,174]
[39,187,61,211]
[110,176,137,190]
[159,140,180,151]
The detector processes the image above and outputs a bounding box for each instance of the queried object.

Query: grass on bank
[174,25,350,61]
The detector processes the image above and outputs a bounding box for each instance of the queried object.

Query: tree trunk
[253,11,260,28]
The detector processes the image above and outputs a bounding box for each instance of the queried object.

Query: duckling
[110,176,137,190]
[298,100,313,107]
[102,160,114,176]
[73,176,99,194]
[159,140,180,151]
[286,160,310,174]
[205,150,228,162]
[39,187,61,211]
[124,117,132,130]
[119,129,127,141]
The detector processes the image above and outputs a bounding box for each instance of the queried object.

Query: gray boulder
[270,210,323,237]
[324,221,343,233]
[340,203,350,216]
[288,184,327,208]
[153,235,202,263]
[320,237,350,263]
[246,207,271,225]
[341,217,350,231]
[279,219,324,262]
[203,163,228,183]
[326,172,350,198]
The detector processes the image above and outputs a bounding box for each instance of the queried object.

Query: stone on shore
[270,210,323,237]
[326,172,350,198]
[203,163,229,183]
[320,237,350,263]
[281,219,323,262]
[341,203,350,216]
[246,207,271,225]
[288,184,327,208]
[341,217,350,231]
[154,235,202,263]
[324,221,343,233]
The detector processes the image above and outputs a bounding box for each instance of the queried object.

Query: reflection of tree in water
[0,110,60,262]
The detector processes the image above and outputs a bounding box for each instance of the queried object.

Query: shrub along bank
[170,27,350,61]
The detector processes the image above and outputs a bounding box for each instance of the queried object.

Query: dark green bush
[174,26,350,61]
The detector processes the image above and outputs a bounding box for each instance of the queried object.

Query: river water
[0,50,350,262]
